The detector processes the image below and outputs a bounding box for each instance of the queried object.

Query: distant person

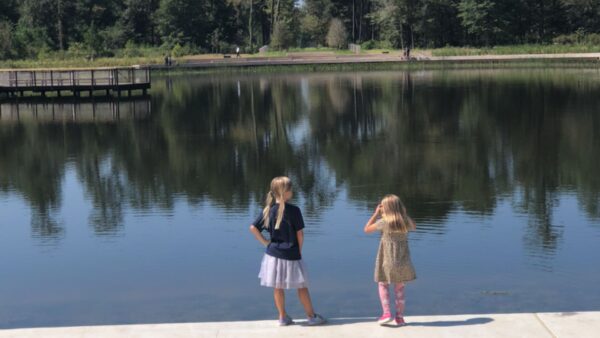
[249,176,326,326]
[236,46,240,58]
[164,55,169,66]
[363,194,416,326]
[404,46,411,60]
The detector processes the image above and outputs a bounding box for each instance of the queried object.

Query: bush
[552,30,600,45]
[102,25,127,50]
[0,20,13,59]
[361,40,376,50]
[360,40,393,50]
[66,42,89,58]
[326,18,347,49]
[271,21,293,50]
[171,43,197,57]
[122,40,142,57]
[12,20,51,59]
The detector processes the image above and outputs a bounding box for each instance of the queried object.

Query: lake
[1,67,599,329]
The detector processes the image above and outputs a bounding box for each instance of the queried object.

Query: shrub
[326,18,347,49]
[0,20,13,59]
[123,40,142,57]
[171,43,197,57]
[271,21,293,50]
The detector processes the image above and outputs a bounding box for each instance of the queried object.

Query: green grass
[431,44,600,57]
[3,44,600,70]
[0,56,164,69]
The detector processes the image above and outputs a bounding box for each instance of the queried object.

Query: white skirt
[258,254,309,289]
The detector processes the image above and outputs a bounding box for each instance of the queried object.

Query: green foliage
[300,0,333,46]
[270,21,294,50]
[171,42,197,57]
[553,31,600,46]
[84,23,104,58]
[368,0,401,47]
[122,40,143,57]
[457,0,499,46]
[66,42,89,58]
[12,19,52,59]
[2,0,600,62]
[326,18,348,49]
[157,0,208,46]
[0,20,14,59]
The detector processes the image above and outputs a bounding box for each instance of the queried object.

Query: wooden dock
[0,96,151,123]
[0,67,151,97]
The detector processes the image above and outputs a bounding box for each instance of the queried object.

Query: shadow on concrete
[296,317,376,327]
[406,317,494,327]
[300,316,494,328]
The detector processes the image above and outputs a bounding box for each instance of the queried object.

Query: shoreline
[157,52,600,70]
[1,311,598,337]
[1,52,600,73]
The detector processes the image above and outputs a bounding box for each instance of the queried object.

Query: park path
[154,52,600,69]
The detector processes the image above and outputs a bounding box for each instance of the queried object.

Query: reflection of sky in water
[1,166,599,328]
[1,69,600,328]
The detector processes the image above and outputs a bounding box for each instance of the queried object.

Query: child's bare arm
[364,204,382,234]
[249,225,269,247]
[297,229,304,255]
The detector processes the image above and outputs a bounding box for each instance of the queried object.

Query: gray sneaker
[307,313,326,326]
[279,314,294,326]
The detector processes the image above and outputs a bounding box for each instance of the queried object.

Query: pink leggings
[378,282,405,316]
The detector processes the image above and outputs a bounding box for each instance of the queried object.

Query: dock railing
[0,67,150,95]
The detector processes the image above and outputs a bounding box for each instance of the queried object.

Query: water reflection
[1,70,600,253]
[0,96,152,239]
[2,69,600,327]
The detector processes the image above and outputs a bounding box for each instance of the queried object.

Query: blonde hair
[381,194,416,233]
[262,176,292,230]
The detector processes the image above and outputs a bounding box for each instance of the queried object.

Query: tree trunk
[57,0,64,51]
[249,0,253,51]
[358,0,363,42]
[275,0,280,27]
[352,0,355,42]
[270,0,275,34]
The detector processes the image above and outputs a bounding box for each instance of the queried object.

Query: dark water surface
[1,68,600,328]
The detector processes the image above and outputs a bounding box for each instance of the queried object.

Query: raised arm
[364,204,382,234]
[249,225,269,247]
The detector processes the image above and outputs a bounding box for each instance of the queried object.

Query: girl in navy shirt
[249,176,326,326]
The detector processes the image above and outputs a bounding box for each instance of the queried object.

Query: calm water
[1,68,600,329]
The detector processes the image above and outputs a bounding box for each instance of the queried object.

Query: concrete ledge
[1,312,599,337]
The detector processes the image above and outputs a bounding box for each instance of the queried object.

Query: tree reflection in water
[1,69,599,261]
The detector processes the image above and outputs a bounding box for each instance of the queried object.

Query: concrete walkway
[1,311,599,338]
[152,52,600,70]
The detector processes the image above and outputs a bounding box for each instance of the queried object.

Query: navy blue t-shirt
[252,203,305,261]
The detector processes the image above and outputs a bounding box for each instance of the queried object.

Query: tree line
[1,0,600,60]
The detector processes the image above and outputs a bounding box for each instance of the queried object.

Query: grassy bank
[2,44,600,69]
[0,56,164,69]
[431,44,600,57]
